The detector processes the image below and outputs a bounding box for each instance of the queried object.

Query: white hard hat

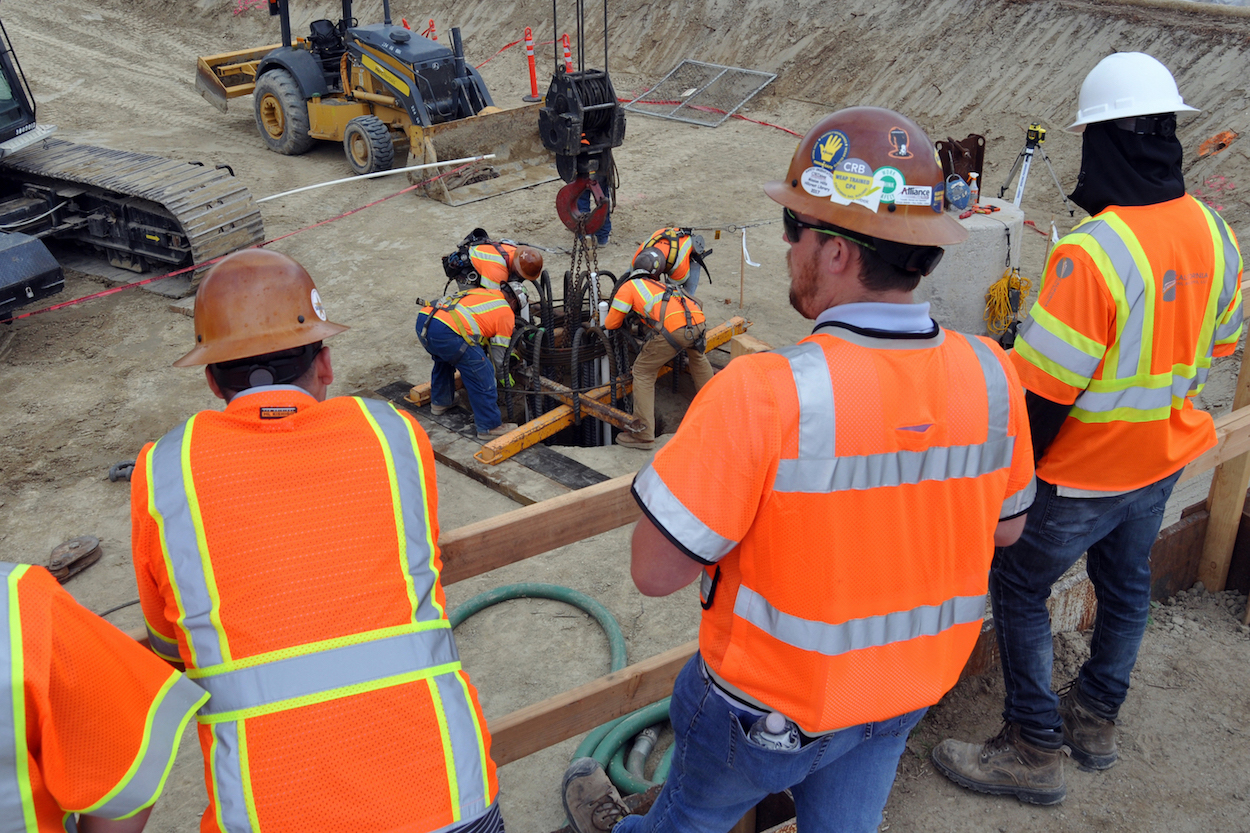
[1067,52,1198,133]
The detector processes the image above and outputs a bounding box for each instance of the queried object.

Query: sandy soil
[2,1,1249,831]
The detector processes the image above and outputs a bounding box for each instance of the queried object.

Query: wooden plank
[1179,406,1250,482]
[729,333,772,360]
[1198,348,1250,590]
[440,474,638,586]
[487,640,697,765]
[537,376,646,432]
[475,317,750,465]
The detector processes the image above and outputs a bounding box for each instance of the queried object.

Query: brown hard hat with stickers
[764,107,967,248]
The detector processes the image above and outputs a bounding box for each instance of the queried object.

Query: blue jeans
[576,190,611,244]
[614,656,926,833]
[990,470,1181,738]
[416,313,502,431]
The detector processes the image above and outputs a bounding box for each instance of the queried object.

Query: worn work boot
[430,402,456,416]
[1058,683,1119,770]
[931,723,1066,805]
[615,432,655,449]
[562,757,629,833]
[477,422,519,441]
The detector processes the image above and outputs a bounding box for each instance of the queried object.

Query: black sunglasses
[782,208,875,249]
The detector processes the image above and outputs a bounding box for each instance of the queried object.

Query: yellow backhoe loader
[195,0,557,205]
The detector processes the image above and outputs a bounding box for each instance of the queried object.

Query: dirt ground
[3,0,1250,830]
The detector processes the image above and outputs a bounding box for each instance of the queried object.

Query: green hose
[596,698,671,795]
[449,583,628,673]
[448,582,672,794]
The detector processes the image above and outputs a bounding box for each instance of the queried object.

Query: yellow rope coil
[984,267,1032,337]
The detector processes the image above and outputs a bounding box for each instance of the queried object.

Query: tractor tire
[253,70,314,155]
[343,115,394,175]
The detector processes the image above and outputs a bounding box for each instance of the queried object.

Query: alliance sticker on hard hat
[811,130,850,171]
[801,166,835,198]
[895,184,933,206]
[874,166,905,203]
[311,289,328,321]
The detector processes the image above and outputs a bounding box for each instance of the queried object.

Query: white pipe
[598,300,611,447]
[255,154,497,203]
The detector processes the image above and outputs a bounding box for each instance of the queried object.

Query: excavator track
[0,138,264,297]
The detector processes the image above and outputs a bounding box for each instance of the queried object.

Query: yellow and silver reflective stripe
[149,418,227,669]
[430,671,491,821]
[772,337,1015,493]
[356,398,443,622]
[1202,202,1244,346]
[1014,309,1103,385]
[1,562,37,833]
[208,721,252,833]
[193,627,458,718]
[1066,215,1155,380]
[77,673,208,820]
[470,245,507,281]
[1072,372,1203,423]
[733,584,985,656]
[632,466,738,564]
[144,616,182,664]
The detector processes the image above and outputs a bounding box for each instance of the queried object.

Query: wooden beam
[1179,406,1250,483]
[440,474,638,585]
[475,317,750,465]
[537,376,646,432]
[487,640,697,765]
[1198,348,1250,590]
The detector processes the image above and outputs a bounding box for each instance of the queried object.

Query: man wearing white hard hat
[933,52,1244,805]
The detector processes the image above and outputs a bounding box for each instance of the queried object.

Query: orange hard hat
[764,107,967,247]
[173,248,348,367]
[511,245,544,281]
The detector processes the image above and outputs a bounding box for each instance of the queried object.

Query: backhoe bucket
[407,103,558,206]
[195,44,282,114]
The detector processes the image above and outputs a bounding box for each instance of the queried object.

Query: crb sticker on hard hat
[811,130,850,172]
[310,289,328,321]
[874,166,905,204]
[800,166,835,198]
[831,159,883,213]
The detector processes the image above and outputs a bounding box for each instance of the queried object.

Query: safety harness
[646,227,714,284]
[614,272,706,353]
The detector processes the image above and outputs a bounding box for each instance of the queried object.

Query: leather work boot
[931,723,1066,805]
[430,402,456,416]
[1058,683,1119,770]
[615,432,655,449]
[562,757,629,833]
[477,422,519,441]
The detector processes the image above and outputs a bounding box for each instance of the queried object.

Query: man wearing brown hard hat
[560,108,1036,833]
[130,249,507,833]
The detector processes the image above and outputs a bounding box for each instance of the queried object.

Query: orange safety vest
[132,389,497,833]
[468,242,521,288]
[1,563,206,832]
[605,277,705,335]
[1013,195,1243,490]
[422,287,515,352]
[635,228,694,284]
[634,327,1035,732]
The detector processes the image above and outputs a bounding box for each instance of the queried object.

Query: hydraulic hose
[448,583,628,673]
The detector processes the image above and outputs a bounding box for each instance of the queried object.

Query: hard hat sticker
[811,130,850,172]
[888,127,912,159]
[310,289,328,321]
[800,166,835,198]
[894,184,933,206]
[874,166,905,204]
[832,158,875,199]
[932,179,945,213]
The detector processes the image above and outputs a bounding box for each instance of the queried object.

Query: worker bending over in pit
[561,108,1036,833]
[131,249,506,833]
[604,248,714,449]
[933,53,1243,805]
[0,562,205,833]
[417,280,524,440]
[634,227,711,296]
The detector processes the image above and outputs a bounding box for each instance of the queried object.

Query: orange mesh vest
[468,242,520,288]
[1012,195,1243,490]
[604,277,705,334]
[132,390,497,833]
[634,328,1034,732]
[635,229,694,284]
[1,563,206,831]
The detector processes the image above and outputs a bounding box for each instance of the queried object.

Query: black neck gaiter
[1067,117,1185,216]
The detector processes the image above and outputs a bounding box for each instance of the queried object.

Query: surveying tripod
[999,123,1074,216]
